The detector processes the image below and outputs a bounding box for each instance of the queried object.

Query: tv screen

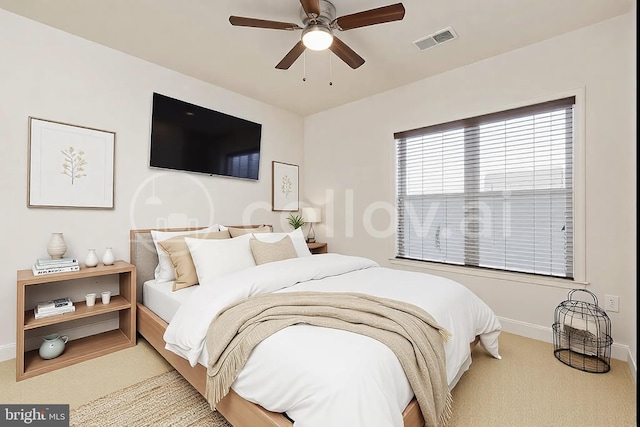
[150,93,262,180]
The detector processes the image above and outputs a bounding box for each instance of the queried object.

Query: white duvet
[164,254,502,427]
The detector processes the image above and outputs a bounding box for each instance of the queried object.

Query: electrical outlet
[604,294,619,312]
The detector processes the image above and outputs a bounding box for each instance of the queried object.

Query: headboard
[129,225,271,303]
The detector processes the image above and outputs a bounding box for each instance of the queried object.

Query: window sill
[388,258,589,289]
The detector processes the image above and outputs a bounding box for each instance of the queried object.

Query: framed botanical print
[28,117,115,209]
[271,161,299,212]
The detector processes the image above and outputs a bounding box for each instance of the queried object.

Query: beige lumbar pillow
[158,230,230,290]
[226,225,272,238]
[249,235,297,265]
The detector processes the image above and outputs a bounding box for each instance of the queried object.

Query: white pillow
[151,225,219,282]
[253,227,312,257]
[185,233,256,285]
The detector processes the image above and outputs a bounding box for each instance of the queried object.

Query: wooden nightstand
[307,242,327,254]
[16,261,136,381]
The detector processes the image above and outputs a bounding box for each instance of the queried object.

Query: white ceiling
[0,0,632,116]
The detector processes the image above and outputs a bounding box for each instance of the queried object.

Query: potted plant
[287,213,305,230]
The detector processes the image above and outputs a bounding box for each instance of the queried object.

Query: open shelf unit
[16,260,136,381]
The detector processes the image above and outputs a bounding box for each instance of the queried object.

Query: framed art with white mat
[271,161,298,212]
[27,117,115,209]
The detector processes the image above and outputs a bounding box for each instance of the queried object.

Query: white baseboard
[0,343,14,363]
[499,316,636,382]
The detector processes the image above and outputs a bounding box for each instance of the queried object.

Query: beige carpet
[2,333,636,426]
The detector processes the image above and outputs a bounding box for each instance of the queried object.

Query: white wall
[304,13,636,373]
[0,9,305,359]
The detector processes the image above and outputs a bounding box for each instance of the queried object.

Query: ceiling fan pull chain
[303,51,307,82]
[329,51,333,86]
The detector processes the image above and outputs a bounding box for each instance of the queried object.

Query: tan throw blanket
[205,291,453,427]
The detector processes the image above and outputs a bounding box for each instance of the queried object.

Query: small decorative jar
[39,334,68,360]
[47,233,67,259]
[84,249,99,267]
[102,247,115,266]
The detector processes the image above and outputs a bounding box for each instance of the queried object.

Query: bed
[130,225,502,427]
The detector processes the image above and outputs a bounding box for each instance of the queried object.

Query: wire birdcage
[552,289,613,373]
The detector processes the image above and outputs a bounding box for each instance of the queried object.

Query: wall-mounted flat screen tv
[150,93,262,180]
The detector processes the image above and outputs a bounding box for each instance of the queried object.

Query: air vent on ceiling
[413,27,457,51]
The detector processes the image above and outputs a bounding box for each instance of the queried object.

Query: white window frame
[389,89,587,288]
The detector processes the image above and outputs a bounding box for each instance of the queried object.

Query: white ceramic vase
[46,233,67,259]
[84,249,99,267]
[102,247,115,266]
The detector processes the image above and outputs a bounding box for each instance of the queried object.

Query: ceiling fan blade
[229,16,301,30]
[329,36,365,69]
[334,3,406,31]
[300,0,321,17]
[276,41,306,70]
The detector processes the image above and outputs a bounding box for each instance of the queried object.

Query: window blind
[395,97,575,279]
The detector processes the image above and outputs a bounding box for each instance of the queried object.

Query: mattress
[143,279,212,369]
[143,279,194,324]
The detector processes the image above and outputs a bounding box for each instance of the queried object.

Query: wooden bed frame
[130,227,479,427]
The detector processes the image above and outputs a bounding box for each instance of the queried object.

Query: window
[395,97,575,279]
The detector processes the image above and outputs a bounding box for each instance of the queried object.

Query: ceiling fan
[229,0,405,70]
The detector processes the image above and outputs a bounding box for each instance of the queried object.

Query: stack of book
[34,297,76,319]
[32,257,80,276]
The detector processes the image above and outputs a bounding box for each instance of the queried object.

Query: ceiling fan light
[302,25,333,51]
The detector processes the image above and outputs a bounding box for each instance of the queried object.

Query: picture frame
[27,117,115,209]
[271,161,299,212]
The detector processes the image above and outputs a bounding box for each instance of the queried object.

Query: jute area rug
[70,370,232,427]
